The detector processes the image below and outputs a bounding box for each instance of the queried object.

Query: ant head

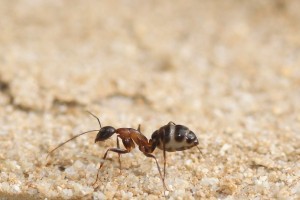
[95,126,116,142]
[87,111,116,143]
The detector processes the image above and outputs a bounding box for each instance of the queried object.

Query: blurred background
[0,0,300,199]
[0,0,300,126]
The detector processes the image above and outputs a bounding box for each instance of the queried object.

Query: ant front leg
[93,138,135,186]
[93,147,130,186]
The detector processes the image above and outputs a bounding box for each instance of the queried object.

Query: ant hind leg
[161,131,167,180]
[163,140,167,180]
[143,153,168,194]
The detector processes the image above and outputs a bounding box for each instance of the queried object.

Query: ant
[47,112,200,196]
[46,112,167,191]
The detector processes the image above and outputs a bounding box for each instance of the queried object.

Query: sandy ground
[0,0,300,199]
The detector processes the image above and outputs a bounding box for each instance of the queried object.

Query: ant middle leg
[116,136,122,171]
[137,124,141,132]
[116,125,140,172]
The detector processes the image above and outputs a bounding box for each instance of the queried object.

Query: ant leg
[116,136,122,171]
[161,131,167,180]
[143,153,168,192]
[93,148,129,186]
[163,139,167,180]
[137,124,141,132]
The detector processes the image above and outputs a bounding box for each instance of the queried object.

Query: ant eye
[95,126,116,142]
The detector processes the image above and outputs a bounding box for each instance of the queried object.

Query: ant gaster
[47,112,167,191]
[151,122,201,180]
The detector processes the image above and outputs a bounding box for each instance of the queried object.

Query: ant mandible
[46,112,167,191]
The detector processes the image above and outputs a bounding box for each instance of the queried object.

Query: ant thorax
[151,122,199,152]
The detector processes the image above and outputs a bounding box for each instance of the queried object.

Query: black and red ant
[47,112,167,190]
[47,112,200,195]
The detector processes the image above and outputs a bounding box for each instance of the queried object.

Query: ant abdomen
[151,121,199,152]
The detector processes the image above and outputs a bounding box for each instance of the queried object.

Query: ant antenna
[46,129,99,160]
[86,111,102,128]
[46,111,103,160]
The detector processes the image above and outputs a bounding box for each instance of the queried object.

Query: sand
[0,0,300,199]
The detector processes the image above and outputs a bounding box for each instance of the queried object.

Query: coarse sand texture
[0,1,300,199]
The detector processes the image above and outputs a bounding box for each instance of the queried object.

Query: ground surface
[0,0,300,199]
